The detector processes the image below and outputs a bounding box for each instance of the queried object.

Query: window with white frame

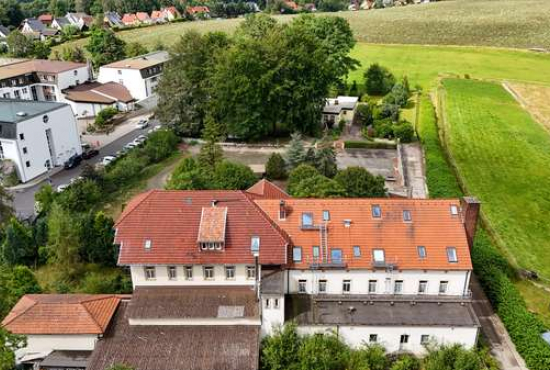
[203,266,214,280]
[225,266,235,279]
[265,298,270,309]
[144,239,152,250]
[144,266,156,280]
[418,280,427,294]
[246,266,256,280]
[394,280,403,294]
[274,298,280,309]
[184,266,193,280]
[343,279,351,293]
[439,281,449,294]
[318,279,327,293]
[373,249,385,263]
[167,266,177,280]
[298,279,307,293]
[400,334,409,344]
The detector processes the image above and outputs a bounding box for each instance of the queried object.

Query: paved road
[11,120,161,219]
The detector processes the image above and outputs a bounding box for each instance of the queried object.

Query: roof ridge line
[114,189,157,226]
[1,296,38,326]
[242,191,291,247]
[81,299,110,333]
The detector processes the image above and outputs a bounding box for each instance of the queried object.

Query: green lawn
[440,78,550,278]
[348,44,550,89]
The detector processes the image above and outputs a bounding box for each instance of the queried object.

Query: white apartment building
[0,99,82,182]
[97,51,169,101]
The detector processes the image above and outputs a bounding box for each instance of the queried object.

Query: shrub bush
[344,140,397,149]
[287,164,320,195]
[265,153,287,180]
[364,63,396,96]
[393,121,415,143]
[94,107,118,127]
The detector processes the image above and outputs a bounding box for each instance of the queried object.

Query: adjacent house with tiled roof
[103,11,123,27]
[162,6,181,20]
[0,58,91,104]
[51,17,71,30]
[63,81,135,117]
[65,12,93,30]
[135,12,152,23]
[247,178,290,199]
[2,294,121,369]
[150,10,167,23]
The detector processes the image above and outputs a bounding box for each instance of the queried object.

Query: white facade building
[0,58,91,103]
[98,51,169,101]
[0,99,82,182]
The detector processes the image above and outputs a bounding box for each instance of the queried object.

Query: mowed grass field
[56,0,550,53]
[439,78,550,278]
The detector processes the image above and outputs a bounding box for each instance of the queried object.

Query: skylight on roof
[450,205,459,216]
[446,247,458,263]
[302,213,313,227]
[417,246,426,259]
[144,239,152,250]
[251,236,260,252]
[403,210,412,222]
[373,249,385,262]
[372,205,381,218]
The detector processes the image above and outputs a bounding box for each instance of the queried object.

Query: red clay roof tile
[247,179,290,199]
[2,295,120,335]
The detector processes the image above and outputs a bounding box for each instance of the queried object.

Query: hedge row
[471,232,550,370]
[344,140,397,149]
[417,94,550,370]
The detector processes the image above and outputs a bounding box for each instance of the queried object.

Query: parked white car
[136,119,149,129]
[101,156,117,166]
[56,184,69,192]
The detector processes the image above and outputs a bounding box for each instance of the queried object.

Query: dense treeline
[157,14,358,141]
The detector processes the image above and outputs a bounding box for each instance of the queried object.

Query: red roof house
[136,12,151,23]
[38,13,53,25]
[121,13,138,25]
[186,6,210,17]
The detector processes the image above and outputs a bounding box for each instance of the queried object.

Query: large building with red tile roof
[2,294,121,368]
[108,180,481,361]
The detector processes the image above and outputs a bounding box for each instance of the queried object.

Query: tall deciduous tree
[0,184,13,227]
[1,217,35,266]
[86,27,126,68]
[0,265,41,319]
[364,63,396,96]
[156,31,230,136]
[0,327,26,370]
[198,118,224,171]
[46,203,81,271]
[0,0,24,28]
[213,161,257,190]
[79,211,116,266]
[5,31,33,58]
[125,42,148,57]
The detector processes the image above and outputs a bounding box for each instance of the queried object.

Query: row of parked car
[55,120,160,193]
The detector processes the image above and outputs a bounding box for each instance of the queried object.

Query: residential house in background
[20,18,59,41]
[37,13,53,26]
[103,11,123,27]
[322,95,359,128]
[0,25,10,40]
[63,81,135,117]
[2,294,121,369]
[136,12,152,24]
[186,6,211,18]
[162,6,181,20]
[51,17,71,30]
[0,99,82,182]
[0,59,91,103]
[121,13,139,26]
[98,51,169,101]
[150,10,167,23]
[65,12,93,30]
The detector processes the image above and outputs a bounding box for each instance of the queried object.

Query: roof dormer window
[372,205,381,218]
[197,206,227,251]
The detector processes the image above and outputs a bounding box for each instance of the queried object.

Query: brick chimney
[460,196,481,249]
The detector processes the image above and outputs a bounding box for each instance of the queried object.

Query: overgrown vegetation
[261,323,497,370]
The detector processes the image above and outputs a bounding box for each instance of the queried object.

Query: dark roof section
[127,286,258,320]
[0,25,10,37]
[261,269,284,294]
[87,302,260,370]
[0,99,68,139]
[115,190,290,266]
[286,294,480,327]
[40,350,91,369]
